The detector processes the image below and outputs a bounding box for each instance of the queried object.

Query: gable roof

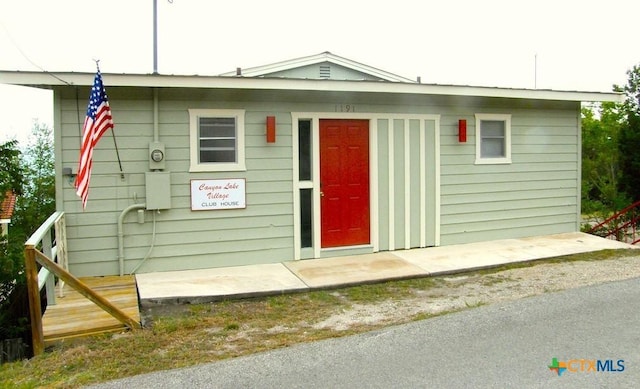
[1,191,16,221]
[219,51,417,83]
[0,70,622,103]
[0,51,624,104]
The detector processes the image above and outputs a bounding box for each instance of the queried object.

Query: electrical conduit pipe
[118,203,146,276]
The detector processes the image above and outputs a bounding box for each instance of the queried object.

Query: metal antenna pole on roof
[153,0,173,74]
[534,53,538,89]
[153,0,158,74]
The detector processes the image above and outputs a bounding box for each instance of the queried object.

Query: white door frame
[291,112,440,260]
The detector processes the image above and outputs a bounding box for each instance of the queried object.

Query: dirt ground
[311,254,640,331]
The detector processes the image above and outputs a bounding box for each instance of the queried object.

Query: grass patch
[464,300,486,308]
[0,249,637,388]
[481,275,508,286]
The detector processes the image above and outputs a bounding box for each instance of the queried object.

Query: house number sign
[190,179,246,211]
[335,104,356,112]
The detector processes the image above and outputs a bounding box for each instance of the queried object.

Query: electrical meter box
[145,172,171,210]
[149,141,166,170]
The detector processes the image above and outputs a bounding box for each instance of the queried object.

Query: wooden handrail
[24,245,44,356]
[26,247,141,356]
[25,211,63,247]
[34,251,141,330]
[25,211,141,356]
[25,211,64,356]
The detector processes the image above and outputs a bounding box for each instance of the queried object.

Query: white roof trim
[219,52,416,83]
[0,70,623,103]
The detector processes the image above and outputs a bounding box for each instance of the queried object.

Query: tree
[0,139,26,288]
[0,140,28,340]
[13,121,56,237]
[0,140,25,198]
[581,102,628,214]
[0,122,56,341]
[618,64,640,201]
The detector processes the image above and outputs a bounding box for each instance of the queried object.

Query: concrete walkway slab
[136,263,308,303]
[135,233,637,304]
[284,252,428,288]
[519,232,635,253]
[393,233,636,275]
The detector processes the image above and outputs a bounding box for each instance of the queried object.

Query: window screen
[199,117,237,163]
[480,120,505,158]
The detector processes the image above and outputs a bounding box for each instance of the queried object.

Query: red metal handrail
[588,199,640,244]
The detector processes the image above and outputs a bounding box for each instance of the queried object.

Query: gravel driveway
[312,253,640,330]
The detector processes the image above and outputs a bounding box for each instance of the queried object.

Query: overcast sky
[1,0,639,144]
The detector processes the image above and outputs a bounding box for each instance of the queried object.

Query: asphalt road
[90,277,640,388]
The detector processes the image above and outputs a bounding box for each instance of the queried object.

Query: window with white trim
[189,109,245,172]
[475,113,511,164]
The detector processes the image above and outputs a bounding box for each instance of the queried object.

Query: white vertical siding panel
[434,116,441,246]
[404,119,411,249]
[387,118,395,251]
[370,119,379,252]
[420,119,426,247]
[576,109,582,231]
[387,118,396,250]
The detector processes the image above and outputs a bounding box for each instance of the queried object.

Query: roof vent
[319,65,331,79]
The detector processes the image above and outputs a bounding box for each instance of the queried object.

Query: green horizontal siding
[439,103,580,245]
[60,93,298,276]
[56,86,581,276]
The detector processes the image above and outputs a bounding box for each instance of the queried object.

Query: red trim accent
[458,119,467,142]
[266,116,276,143]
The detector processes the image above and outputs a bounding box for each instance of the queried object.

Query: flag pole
[95,60,125,180]
[112,119,125,180]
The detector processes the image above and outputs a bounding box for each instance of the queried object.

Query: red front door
[320,119,370,248]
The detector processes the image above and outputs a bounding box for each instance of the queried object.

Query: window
[298,120,312,180]
[189,109,245,172]
[300,188,313,248]
[475,113,511,164]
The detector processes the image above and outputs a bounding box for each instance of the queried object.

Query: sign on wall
[190,179,246,211]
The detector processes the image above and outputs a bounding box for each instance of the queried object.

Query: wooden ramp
[42,275,140,346]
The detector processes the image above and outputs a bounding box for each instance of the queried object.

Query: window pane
[201,139,236,148]
[299,120,312,181]
[480,120,505,158]
[300,189,312,247]
[481,120,505,137]
[200,117,236,138]
[199,116,237,163]
[481,138,505,157]
[200,149,236,163]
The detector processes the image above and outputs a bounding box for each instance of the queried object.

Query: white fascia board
[218,52,415,83]
[325,55,416,83]
[219,53,328,77]
[0,70,623,103]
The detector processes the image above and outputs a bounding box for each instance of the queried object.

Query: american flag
[75,69,114,209]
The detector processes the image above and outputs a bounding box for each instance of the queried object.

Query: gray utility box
[145,172,171,210]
